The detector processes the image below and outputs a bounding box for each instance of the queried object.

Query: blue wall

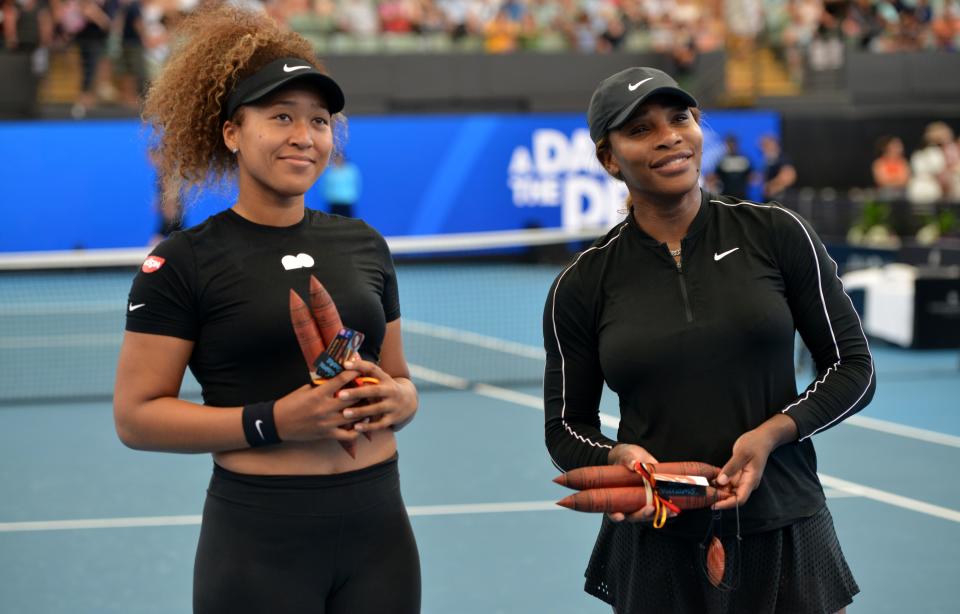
[0,111,779,252]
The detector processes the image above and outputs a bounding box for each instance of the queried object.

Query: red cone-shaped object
[554,462,720,490]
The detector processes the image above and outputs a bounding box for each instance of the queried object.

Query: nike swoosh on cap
[128,303,146,312]
[283,64,310,73]
[628,77,654,91]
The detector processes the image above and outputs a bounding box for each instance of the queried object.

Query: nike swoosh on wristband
[254,419,266,440]
[714,247,740,261]
[128,303,145,312]
[283,64,310,73]
[628,77,654,91]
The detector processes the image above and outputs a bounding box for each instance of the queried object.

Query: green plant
[855,200,892,231]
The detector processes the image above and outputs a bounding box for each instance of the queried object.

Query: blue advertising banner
[0,111,779,252]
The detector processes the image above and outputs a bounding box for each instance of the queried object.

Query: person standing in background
[907,121,960,209]
[1,0,53,117]
[70,0,113,118]
[708,134,752,200]
[113,0,145,110]
[322,150,362,217]
[871,135,910,200]
[760,133,797,202]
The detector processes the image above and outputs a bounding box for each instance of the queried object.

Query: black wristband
[242,401,281,447]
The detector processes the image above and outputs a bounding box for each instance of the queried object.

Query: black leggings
[194,456,420,614]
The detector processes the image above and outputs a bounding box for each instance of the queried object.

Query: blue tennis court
[1,261,958,613]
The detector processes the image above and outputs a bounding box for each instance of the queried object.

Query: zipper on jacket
[674,253,694,323]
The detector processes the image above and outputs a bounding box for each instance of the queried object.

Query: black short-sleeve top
[126,208,400,408]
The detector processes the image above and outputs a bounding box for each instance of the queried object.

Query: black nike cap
[223,57,345,120]
[587,67,698,143]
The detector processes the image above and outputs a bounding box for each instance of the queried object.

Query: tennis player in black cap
[543,66,873,613]
[113,6,420,613]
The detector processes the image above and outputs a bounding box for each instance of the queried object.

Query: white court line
[407,365,470,390]
[0,515,203,532]
[822,488,859,499]
[0,333,121,350]
[0,303,119,317]
[0,493,869,534]
[405,320,544,360]
[844,415,960,448]
[0,501,561,533]
[819,474,960,523]
[407,500,559,517]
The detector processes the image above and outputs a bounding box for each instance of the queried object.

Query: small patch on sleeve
[141,255,166,273]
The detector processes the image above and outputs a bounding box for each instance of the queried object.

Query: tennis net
[0,227,606,405]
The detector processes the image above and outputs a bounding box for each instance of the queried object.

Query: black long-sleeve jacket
[543,191,875,536]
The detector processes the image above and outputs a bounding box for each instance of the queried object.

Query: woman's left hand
[713,414,798,510]
[335,359,418,432]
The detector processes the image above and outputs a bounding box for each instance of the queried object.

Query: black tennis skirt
[584,505,858,614]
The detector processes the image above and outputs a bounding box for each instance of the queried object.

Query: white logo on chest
[281,253,315,270]
[714,247,740,261]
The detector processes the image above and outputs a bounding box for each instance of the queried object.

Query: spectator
[908,121,960,206]
[596,9,625,52]
[417,0,448,36]
[114,0,145,109]
[70,0,114,118]
[669,18,698,78]
[1,0,52,117]
[760,133,797,201]
[930,1,960,50]
[139,0,182,82]
[483,7,518,53]
[708,134,753,200]
[2,0,53,68]
[870,1,915,51]
[436,0,470,40]
[842,0,884,49]
[782,0,823,82]
[895,7,927,51]
[379,0,414,33]
[914,0,934,28]
[516,11,542,50]
[322,151,362,218]
[809,22,845,71]
[724,0,764,60]
[339,0,378,37]
[693,12,725,53]
[2,0,53,55]
[871,135,910,198]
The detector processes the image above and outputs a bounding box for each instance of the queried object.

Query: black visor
[223,57,345,119]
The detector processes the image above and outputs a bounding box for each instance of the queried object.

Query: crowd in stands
[775,0,960,82]
[1,0,958,116]
[269,0,727,58]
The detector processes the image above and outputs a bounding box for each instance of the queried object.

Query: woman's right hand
[606,443,673,524]
[272,370,364,443]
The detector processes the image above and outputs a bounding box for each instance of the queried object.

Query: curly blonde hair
[143,5,337,197]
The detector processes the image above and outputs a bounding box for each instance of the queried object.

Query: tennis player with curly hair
[113,7,420,613]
